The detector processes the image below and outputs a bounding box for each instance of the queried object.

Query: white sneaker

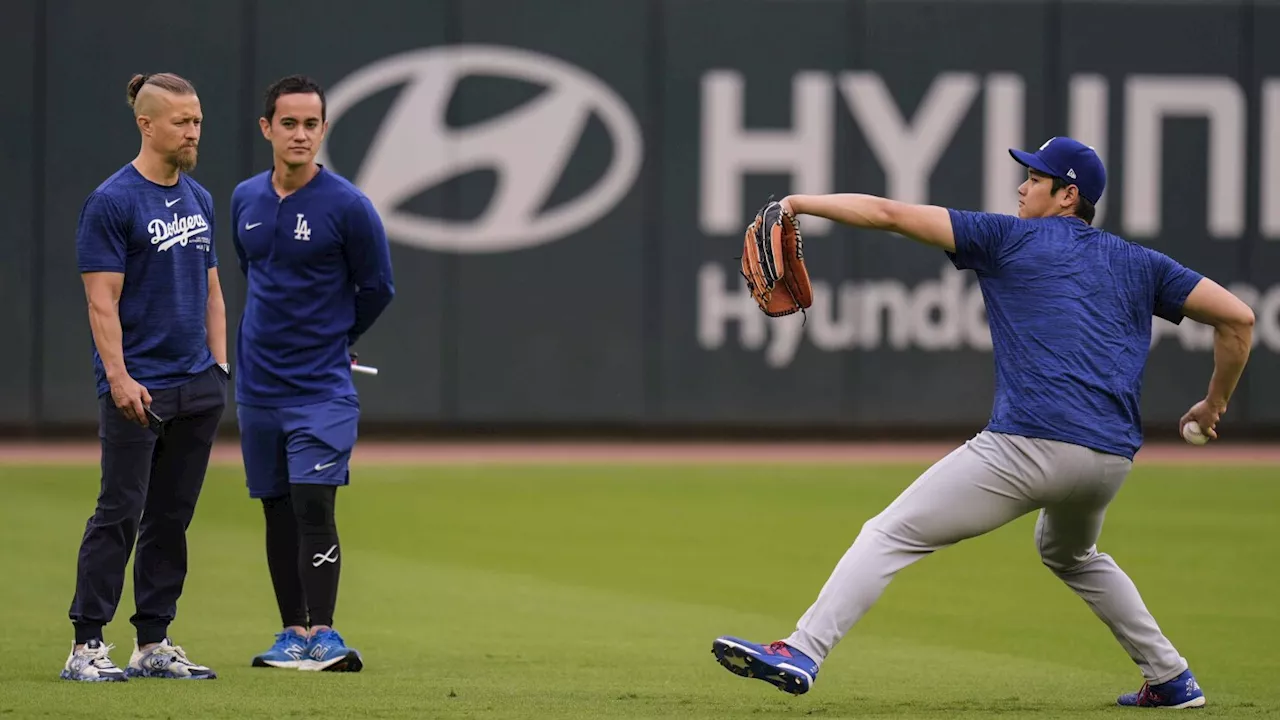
[60,639,128,682]
[125,638,217,680]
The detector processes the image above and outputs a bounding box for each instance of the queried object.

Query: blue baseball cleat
[1117,669,1206,709]
[712,636,818,695]
[302,628,363,672]
[251,629,309,669]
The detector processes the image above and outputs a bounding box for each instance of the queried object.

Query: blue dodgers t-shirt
[76,163,218,397]
[946,210,1204,459]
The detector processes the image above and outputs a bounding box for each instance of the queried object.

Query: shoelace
[766,641,795,658]
[313,631,341,645]
[152,643,198,666]
[275,632,307,651]
[1136,683,1163,706]
[83,643,119,669]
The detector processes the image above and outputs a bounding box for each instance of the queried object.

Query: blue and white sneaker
[251,629,309,669]
[60,639,128,682]
[1117,669,1206,708]
[125,638,217,679]
[302,628,363,672]
[712,636,818,695]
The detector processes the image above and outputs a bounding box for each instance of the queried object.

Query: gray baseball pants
[783,430,1188,685]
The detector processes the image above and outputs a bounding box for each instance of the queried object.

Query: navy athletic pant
[68,364,227,646]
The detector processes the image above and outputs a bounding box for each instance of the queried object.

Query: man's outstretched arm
[783,194,957,253]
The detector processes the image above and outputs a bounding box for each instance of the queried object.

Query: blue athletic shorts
[237,395,360,499]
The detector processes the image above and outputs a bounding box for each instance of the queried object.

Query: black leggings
[261,483,341,629]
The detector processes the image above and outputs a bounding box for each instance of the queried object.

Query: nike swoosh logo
[165,198,181,208]
[245,222,262,230]
[314,462,337,472]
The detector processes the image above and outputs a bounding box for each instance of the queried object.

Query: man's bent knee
[1039,544,1100,574]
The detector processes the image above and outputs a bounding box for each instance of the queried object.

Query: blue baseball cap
[1009,137,1106,205]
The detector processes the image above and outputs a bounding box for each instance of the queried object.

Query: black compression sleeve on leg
[291,484,340,628]
[262,494,308,628]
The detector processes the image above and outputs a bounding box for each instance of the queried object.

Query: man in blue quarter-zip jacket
[230,74,394,673]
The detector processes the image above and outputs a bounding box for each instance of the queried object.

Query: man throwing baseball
[713,137,1254,709]
[231,75,394,672]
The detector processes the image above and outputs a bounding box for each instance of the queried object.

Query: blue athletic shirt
[75,163,217,397]
[946,210,1204,460]
[230,166,395,408]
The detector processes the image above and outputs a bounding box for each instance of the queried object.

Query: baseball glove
[740,199,814,317]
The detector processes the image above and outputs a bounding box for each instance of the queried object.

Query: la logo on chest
[294,213,311,241]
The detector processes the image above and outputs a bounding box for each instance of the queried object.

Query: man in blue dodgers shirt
[711,137,1257,709]
[66,72,227,682]
[231,75,394,673]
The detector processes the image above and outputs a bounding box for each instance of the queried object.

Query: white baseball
[1181,421,1208,446]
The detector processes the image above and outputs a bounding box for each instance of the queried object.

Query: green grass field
[0,460,1276,718]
